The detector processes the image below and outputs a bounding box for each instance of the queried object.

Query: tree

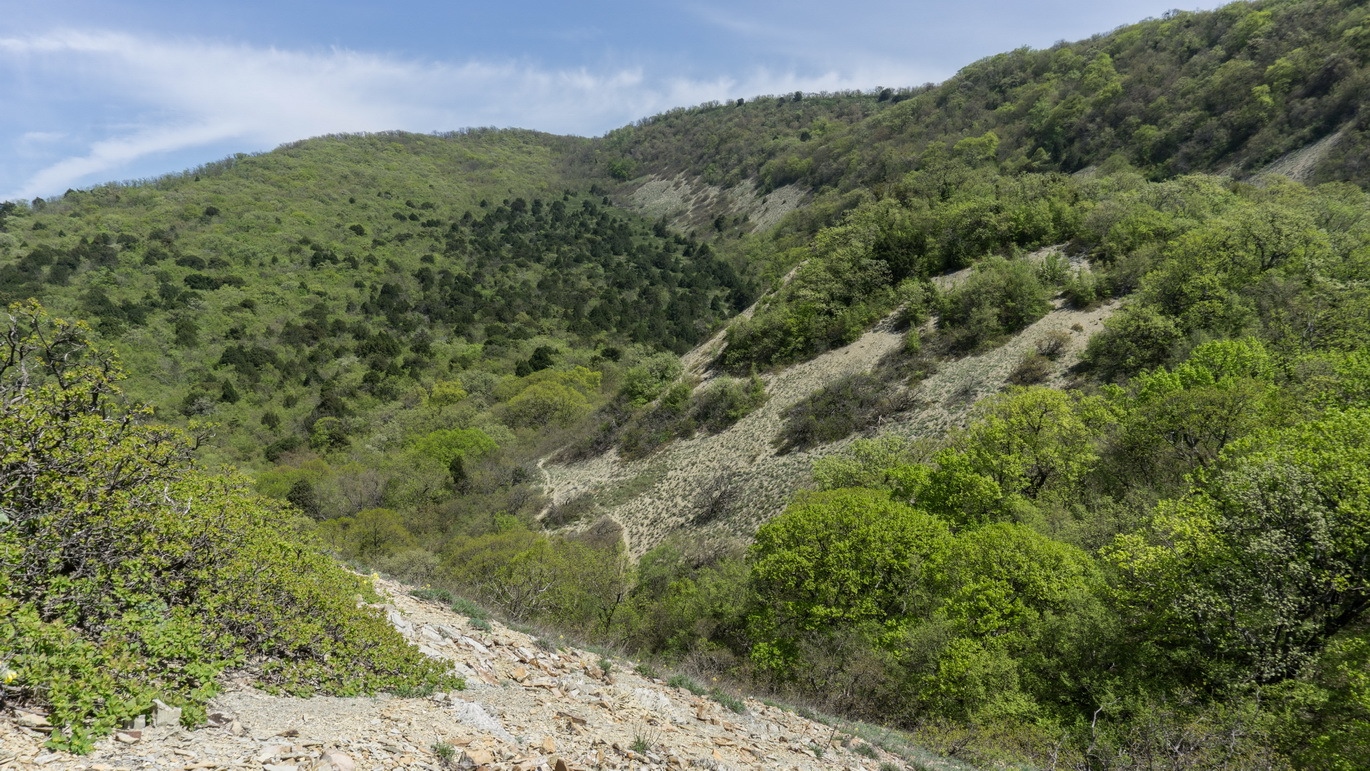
[427,379,468,408]
[953,387,1112,501]
[502,381,591,427]
[1109,409,1370,687]
[750,488,950,632]
[286,479,322,519]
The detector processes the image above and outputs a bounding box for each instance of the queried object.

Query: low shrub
[776,373,912,453]
[411,587,455,605]
[0,303,459,752]
[1006,352,1054,385]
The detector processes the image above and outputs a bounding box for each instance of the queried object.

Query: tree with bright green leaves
[902,387,1112,528]
[1106,337,1281,489]
[0,302,457,752]
[748,488,951,677]
[410,427,497,466]
[915,523,1109,723]
[1109,408,1370,689]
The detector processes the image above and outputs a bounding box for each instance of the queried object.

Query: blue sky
[0,1,1226,201]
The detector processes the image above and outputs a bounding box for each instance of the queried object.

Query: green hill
[2,0,1370,764]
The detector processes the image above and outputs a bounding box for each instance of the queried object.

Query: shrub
[501,381,591,428]
[410,428,497,466]
[441,524,628,633]
[776,373,911,453]
[1082,303,1183,381]
[711,689,747,714]
[691,375,768,433]
[938,257,1052,352]
[1035,329,1072,359]
[0,303,458,752]
[450,596,490,621]
[750,489,951,635]
[619,353,683,405]
[1006,352,1054,385]
[411,587,455,605]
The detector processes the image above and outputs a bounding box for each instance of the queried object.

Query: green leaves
[1109,408,1370,687]
[750,488,950,631]
[0,304,458,750]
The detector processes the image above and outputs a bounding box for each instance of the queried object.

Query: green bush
[775,373,910,453]
[619,353,683,405]
[691,375,768,433]
[441,523,628,633]
[1082,303,1183,381]
[937,256,1052,352]
[0,303,458,752]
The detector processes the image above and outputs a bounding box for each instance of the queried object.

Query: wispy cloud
[0,30,928,200]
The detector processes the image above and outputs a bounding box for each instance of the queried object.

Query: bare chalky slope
[542,252,1115,557]
[1,578,960,771]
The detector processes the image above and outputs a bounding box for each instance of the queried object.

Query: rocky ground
[1,579,962,771]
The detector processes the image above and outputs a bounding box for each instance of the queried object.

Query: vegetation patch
[775,372,913,453]
[0,304,458,752]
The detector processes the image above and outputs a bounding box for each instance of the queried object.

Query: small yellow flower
[2,668,17,685]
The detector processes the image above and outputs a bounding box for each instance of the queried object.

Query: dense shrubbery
[600,0,1370,201]
[512,162,1370,767]
[721,167,1075,369]
[936,256,1052,352]
[0,304,458,752]
[6,2,1370,764]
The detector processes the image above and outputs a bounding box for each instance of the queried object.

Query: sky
[0,1,1227,201]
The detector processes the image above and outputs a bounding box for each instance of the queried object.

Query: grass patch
[450,596,490,621]
[598,462,670,507]
[710,688,747,714]
[667,674,708,695]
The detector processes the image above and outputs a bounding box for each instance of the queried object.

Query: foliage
[748,489,950,677]
[0,304,457,751]
[7,2,1370,762]
[1109,408,1370,688]
[775,373,911,453]
[937,257,1052,352]
[440,522,628,634]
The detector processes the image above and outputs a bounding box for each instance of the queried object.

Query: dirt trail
[0,578,965,771]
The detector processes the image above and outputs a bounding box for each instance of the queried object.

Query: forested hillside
[592,0,1370,199]
[2,0,1369,765]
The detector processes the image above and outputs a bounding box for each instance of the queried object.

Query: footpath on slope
[1,578,966,771]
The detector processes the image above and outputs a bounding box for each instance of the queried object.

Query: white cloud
[0,30,934,199]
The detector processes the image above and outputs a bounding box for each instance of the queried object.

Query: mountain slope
[0,576,971,771]
[3,1,1370,767]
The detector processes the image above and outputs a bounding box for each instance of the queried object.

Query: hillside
[2,576,971,771]
[2,0,1370,767]
[591,0,1370,213]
